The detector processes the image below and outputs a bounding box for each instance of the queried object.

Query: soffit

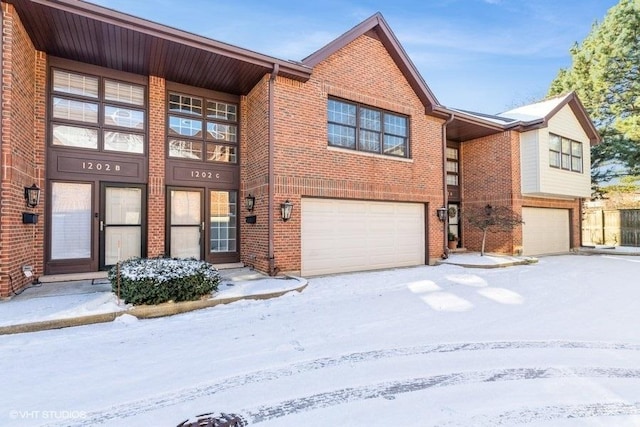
[7,0,311,94]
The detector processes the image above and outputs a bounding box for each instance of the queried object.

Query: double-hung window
[168,93,238,163]
[327,98,409,158]
[549,133,582,173]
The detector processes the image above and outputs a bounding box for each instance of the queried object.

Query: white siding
[521,105,591,198]
[301,198,424,276]
[519,130,540,194]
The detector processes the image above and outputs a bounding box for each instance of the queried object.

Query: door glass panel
[448,204,459,241]
[171,191,201,224]
[210,191,237,253]
[105,227,141,265]
[104,187,142,265]
[171,228,201,259]
[106,188,141,224]
[170,190,201,259]
[51,182,92,260]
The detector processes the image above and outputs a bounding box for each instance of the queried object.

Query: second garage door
[522,207,570,256]
[301,198,425,276]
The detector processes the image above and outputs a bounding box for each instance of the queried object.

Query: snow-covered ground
[1,253,640,426]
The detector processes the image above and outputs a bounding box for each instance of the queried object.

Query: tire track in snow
[441,401,640,426]
[243,367,640,424]
[44,341,640,426]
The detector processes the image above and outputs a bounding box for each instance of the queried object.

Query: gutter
[441,113,455,259]
[267,63,279,275]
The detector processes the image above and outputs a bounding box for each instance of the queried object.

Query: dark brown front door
[168,188,204,259]
[99,183,146,269]
[167,188,239,264]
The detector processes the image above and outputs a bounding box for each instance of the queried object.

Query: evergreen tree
[548,0,640,184]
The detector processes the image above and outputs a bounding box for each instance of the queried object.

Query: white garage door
[522,207,570,256]
[301,198,425,276]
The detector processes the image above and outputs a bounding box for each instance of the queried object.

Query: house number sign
[173,166,234,184]
[190,170,220,179]
[57,156,139,178]
[81,161,120,172]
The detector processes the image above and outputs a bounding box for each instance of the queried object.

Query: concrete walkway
[0,267,307,335]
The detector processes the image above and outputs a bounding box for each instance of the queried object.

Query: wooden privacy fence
[582,209,640,247]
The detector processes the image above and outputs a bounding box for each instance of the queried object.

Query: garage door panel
[302,199,425,276]
[522,207,569,256]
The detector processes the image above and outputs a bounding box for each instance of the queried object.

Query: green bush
[108,257,221,305]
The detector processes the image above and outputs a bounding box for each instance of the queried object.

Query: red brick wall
[461,130,583,254]
[0,3,44,297]
[241,76,270,272]
[269,31,445,273]
[147,76,166,257]
[460,131,522,254]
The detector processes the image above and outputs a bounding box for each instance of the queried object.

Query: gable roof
[499,92,601,145]
[302,12,441,114]
[440,92,601,144]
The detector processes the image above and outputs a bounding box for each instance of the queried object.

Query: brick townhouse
[0,0,599,297]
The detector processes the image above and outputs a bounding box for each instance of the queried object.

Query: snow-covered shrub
[108,257,220,305]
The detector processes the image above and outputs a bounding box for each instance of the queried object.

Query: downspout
[441,113,455,259]
[267,63,279,275]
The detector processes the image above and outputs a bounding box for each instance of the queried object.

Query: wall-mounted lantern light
[436,206,447,222]
[245,194,255,212]
[280,200,293,222]
[24,184,41,208]
[485,204,493,216]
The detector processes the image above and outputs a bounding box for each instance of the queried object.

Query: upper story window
[327,98,409,158]
[549,133,582,173]
[168,92,238,163]
[446,147,459,185]
[50,69,146,154]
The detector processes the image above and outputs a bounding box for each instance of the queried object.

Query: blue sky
[86,0,617,114]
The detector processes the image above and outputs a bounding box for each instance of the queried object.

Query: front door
[100,183,145,269]
[169,189,203,259]
[448,203,460,247]
[167,188,239,263]
[48,181,146,273]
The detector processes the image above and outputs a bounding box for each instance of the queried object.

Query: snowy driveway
[1,254,640,426]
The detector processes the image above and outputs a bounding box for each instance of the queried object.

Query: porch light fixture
[436,206,447,222]
[24,184,41,208]
[280,200,293,222]
[485,204,493,216]
[245,194,255,212]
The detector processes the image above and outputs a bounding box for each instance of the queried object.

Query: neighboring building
[448,93,600,256]
[0,0,600,297]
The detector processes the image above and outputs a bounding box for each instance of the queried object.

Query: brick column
[147,76,166,257]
